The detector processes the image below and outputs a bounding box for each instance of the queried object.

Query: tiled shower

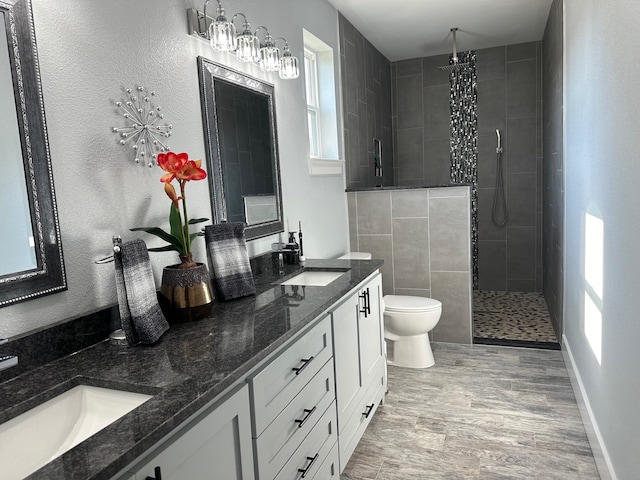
[340,13,561,346]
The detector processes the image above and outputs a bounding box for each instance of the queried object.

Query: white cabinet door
[331,272,385,471]
[132,385,254,480]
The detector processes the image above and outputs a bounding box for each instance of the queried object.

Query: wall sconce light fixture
[187,2,300,80]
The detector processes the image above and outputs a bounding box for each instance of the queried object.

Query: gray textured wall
[542,0,564,342]
[339,14,394,189]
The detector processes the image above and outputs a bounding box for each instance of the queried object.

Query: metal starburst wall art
[112,86,172,167]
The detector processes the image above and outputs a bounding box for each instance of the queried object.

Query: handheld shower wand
[492,129,507,227]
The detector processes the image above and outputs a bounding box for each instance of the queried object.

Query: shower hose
[492,129,507,227]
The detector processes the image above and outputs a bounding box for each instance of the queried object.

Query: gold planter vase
[159,263,214,323]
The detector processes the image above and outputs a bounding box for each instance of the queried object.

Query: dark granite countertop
[0,257,383,480]
[345,183,472,192]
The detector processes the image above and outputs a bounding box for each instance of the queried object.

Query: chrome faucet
[0,339,18,372]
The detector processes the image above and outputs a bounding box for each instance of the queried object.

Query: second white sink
[280,270,345,286]
[0,384,152,480]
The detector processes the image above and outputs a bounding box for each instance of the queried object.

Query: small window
[304,48,321,158]
[303,29,342,175]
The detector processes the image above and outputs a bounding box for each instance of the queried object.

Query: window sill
[309,157,344,176]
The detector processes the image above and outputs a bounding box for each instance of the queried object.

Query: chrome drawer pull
[297,453,319,478]
[363,403,375,418]
[292,356,314,375]
[294,406,317,428]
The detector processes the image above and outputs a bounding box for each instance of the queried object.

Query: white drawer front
[255,359,335,480]
[274,402,337,480]
[338,357,385,470]
[250,315,333,435]
[310,442,340,480]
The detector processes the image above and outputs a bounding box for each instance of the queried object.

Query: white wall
[0,0,348,338]
[564,1,640,478]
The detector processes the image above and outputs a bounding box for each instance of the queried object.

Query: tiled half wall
[347,187,472,344]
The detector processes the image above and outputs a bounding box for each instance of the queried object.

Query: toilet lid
[383,295,442,313]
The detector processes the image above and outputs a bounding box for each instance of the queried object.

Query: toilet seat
[383,295,442,313]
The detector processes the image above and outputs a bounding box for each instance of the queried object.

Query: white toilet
[383,295,442,368]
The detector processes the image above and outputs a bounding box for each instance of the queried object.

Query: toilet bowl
[383,295,442,368]
[338,252,372,260]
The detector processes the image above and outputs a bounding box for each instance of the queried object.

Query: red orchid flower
[176,159,207,182]
[158,151,188,183]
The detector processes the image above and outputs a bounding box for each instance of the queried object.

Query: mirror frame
[197,57,284,240]
[0,0,66,307]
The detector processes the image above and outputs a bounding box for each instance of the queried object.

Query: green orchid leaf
[130,226,184,252]
[169,204,185,247]
[188,217,209,225]
[148,245,180,253]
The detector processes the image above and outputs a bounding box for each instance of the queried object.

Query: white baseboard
[562,334,616,480]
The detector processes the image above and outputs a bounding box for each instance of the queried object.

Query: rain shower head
[439,27,469,72]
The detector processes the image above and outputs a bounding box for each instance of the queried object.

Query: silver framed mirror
[198,58,284,240]
[0,0,66,307]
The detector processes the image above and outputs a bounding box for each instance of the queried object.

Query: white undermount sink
[280,270,345,287]
[0,384,152,480]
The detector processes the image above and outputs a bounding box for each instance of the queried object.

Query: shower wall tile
[391,190,429,218]
[431,271,473,344]
[396,75,423,129]
[358,234,394,295]
[476,46,505,81]
[477,78,507,136]
[392,218,430,289]
[422,54,451,87]
[507,42,537,62]
[424,139,451,185]
[507,279,536,292]
[429,196,471,272]
[396,58,422,77]
[348,187,472,343]
[423,85,451,141]
[506,59,537,118]
[477,187,506,241]
[429,186,468,197]
[478,240,507,291]
[506,226,536,280]
[396,127,424,182]
[506,173,537,227]
[477,133,507,188]
[507,117,537,174]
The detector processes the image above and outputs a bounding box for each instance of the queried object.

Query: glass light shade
[279,53,299,79]
[236,32,260,63]
[260,44,280,72]
[209,11,236,52]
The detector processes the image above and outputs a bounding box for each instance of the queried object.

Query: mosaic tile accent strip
[473,290,559,345]
[448,51,479,288]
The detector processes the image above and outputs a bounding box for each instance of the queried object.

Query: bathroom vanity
[0,257,384,480]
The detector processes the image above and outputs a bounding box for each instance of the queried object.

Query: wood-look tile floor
[341,342,600,479]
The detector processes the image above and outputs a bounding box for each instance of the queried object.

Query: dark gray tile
[478,241,507,291]
[507,117,537,174]
[396,75,423,129]
[506,226,536,280]
[396,127,424,182]
[477,78,506,136]
[507,59,537,118]
[478,187,507,241]
[477,46,506,81]
[506,172,536,226]
[395,58,422,77]
[477,133,506,189]
[355,31,366,102]
[344,39,358,115]
[424,85,450,141]
[358,100,369,166]
[507,42,537,62]
[507,279,536,292]
[423,54,451,87]
[424,138,451,185]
